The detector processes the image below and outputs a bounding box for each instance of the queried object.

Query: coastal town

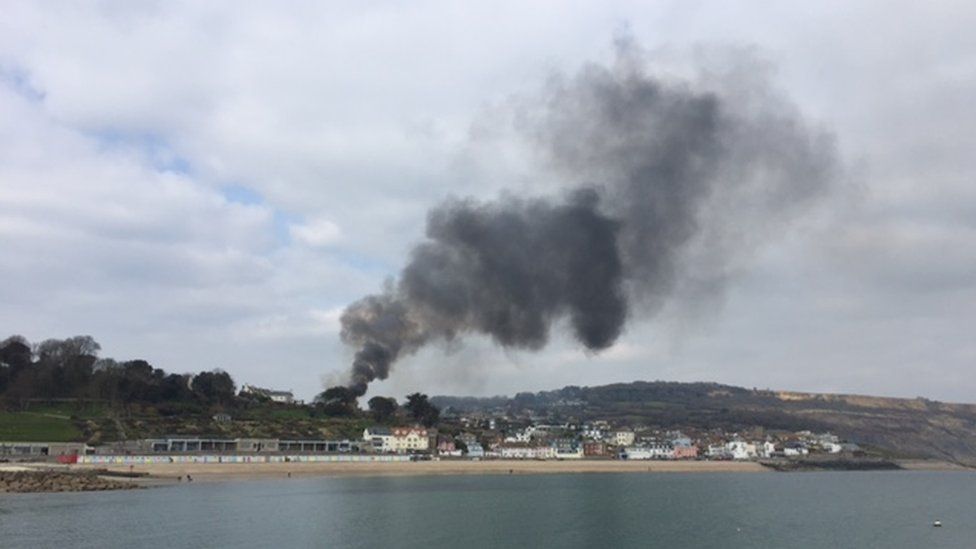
[2,397,862,465]
[1,380,865,468]
[0,375,941,495]
[4,335,971,471]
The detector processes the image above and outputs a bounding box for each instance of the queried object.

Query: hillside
[432,381,976,465]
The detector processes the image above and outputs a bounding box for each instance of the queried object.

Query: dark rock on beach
[760,458,902,472]
[0,470,141,493]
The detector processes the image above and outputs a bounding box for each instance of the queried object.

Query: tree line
[315,386,440,427]
[0,335,236,408]
[0,334,440,425]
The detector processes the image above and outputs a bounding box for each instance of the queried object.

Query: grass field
[0,411,84,442]
[19,402,110,418]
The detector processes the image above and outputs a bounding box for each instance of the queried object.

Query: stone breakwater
[0,470,140,493]
[759,458,902,472]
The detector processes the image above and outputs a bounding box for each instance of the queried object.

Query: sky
[1,1,974,402]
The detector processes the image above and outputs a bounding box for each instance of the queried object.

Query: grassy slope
[2,401,375,445]
[0,412,84,442]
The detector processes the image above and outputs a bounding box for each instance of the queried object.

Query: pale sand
[72,459,766,482]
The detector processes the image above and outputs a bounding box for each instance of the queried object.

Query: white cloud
[289,218,341,248]
[238,307,343,341]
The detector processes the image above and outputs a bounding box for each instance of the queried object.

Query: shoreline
[2,458,970,492]
[64,457,971,483]
[70,459,767,482]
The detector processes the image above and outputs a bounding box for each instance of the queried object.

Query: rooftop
[241,384,294,397]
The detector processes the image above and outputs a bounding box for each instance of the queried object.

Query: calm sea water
[1,471,974,548]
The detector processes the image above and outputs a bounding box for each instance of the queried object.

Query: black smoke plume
[338,40,837,396]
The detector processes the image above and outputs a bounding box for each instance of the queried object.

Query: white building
[707,444,731,459]
[613,430,636,447]
[241,384,296,404]
[497,444,557,460]
[620,443,673,460]
[725,440,758,460]
[783,443,809,457]
[364,427,394,451]
[812,432,840,445]
[466,443,485,458]
[581,427,606,441]
[555,446,584,459]
[363,427,430,453]
[822,442,843,454]
[505,426,537,443]
[760,441,778,458]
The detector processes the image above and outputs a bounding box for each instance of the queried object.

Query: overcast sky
[1,1,974,402]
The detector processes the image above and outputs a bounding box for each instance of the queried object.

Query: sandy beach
[70,459,766,482]
[9,458,966,490]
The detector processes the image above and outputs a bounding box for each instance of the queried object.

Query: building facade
[497,443,557,460]
[0,441,90,457]
[725,440,758,460]
[672,444,699,460]
[240,383,296,404]
[620,443,674,460]
[583,441,608,457]
[363,427,430,453]
[613,430,636,447]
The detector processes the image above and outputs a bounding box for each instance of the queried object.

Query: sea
[1,471,974,548]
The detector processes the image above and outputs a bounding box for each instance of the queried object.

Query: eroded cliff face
[774,391,976,413]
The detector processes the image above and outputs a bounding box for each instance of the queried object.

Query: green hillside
[0,411,84,442]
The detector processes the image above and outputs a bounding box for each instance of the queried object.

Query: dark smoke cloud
[338,39,837,396]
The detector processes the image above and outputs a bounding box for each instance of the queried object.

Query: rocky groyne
[759,458,902,472]
[0,470,141,493]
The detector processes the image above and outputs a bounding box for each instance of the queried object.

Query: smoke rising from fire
[339,40,837,396]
